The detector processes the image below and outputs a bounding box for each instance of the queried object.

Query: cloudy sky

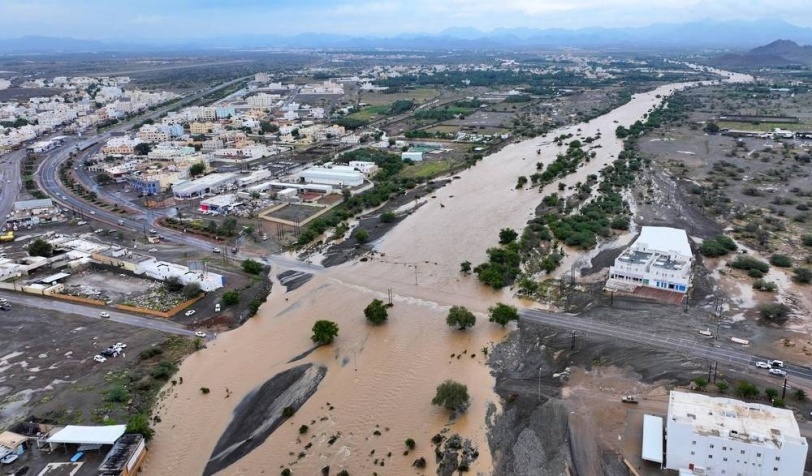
[0,0,809,39]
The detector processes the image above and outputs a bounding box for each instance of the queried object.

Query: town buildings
[607,226,693,294]
[666,391,807,475]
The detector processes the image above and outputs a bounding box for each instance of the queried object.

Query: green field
[347,105,390,121]
[397,160,455,179]
[362,88,438,106]
[717,121,811,132]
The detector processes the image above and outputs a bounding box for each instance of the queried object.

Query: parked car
[93,355,107,363]
[769,368,787,377]
[100,349,118,358]
[90,211,96,215]
[755,361,770,369]
[768,360,785,368]
[149,248,157,253]
[185,310,196,316]
[212,247,221,253]
[215,303,220,312]
[195,331,207,338]
[100,311,110,318]
[1,453,19,464]
[114,343,127,349]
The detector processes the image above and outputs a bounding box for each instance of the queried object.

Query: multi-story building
[136,124,170,143]
[666,391,807,475]
[102,137,143,156]
[607,226,693,294]
[246,93,281,108]
[189,122,213,135]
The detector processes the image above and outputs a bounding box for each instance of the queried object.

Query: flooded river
[142,68,752,475]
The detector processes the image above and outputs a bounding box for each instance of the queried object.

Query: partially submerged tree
[432,380,470,413]
[312,320,339,344]
[446,305,476,330]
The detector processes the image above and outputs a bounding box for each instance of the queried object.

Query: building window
[724,458,728,462]
[709,455,713,459]
[775,457,780,461]
[741,450,745,454]
[691,451,695,455]
[710,444,715,449]
[757,453,761,458]
[692,441,697,445]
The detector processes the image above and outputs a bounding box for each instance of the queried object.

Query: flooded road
[143,69,752,475]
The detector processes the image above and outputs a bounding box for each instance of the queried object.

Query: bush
[446,305,476,330]
[488,303,519,327]
[432,380,470,412]
[802,234,812,247]
[282,406,296,418]
[759,302,790,321]
[499,228,518,244]
[769,254,792,267]
[311,320,339,344]
[139,347,163,360]
[354,228,370,243]
[459,260,472,274]
[200,387,210,394]
[748,269,764,278]
[222,290,240,305]
[793,267,812,284]
[693,377,708,389]
[752,279,778,292]
[773,398,786,408]
[126,414,154,441]
[700,235,737,257]
[151,360,177,380]
[735,380,759,398]
[106,386,130,403]
[716,381,729,393]
[299,424,309,434]
[405,438,416,449]
[730,255,769,274]
[281,469,292,476]
[28,238,54,257]
[242,259,264,275]
[795,389,807,401]
[364,299,388,325]
[380,211,396,223]
[181,282,202,299]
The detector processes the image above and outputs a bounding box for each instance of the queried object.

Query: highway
[0,291,196,337]
[0,148,25,228]
[520,308,812,385]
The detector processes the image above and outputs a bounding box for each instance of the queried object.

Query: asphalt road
[0,148,25,228]
[520,308,812,386]
[0,290,196,337]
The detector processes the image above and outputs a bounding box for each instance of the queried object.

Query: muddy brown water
[142,69,753,475]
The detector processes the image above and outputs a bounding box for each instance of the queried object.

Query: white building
[297,165,364,187]
[607,226,693,293]
[172,173,239,199]
[402,151,424,162]
[666,391,807,475]
[347,161,379,177]
[136,260,223,292]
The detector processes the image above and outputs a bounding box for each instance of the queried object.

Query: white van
[215,303,221,312]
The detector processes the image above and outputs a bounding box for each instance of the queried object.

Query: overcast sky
[1,0,810,40]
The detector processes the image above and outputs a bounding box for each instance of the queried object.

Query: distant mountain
[3,19,812,53]
[712,39,812,67]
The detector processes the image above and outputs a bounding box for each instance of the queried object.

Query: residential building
[347,161,379,176]
[666,391,807,475]
[246,93,281,108]
[255,72,270,82]
[190,122,213,135]
[102,136,143,155]
[607,226,693,293]
[136,124,170,143]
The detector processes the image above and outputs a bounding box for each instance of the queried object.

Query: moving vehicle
[149,248,157,253]
[118,219,124,225]
[768,360,785,368]
[212,247,221,253]
[90,211,95,215]
[769,368,787,377]
[100,311,110,318]
[621,396,638,404]
[195,331,207,338]
[215,303,220,312]
[755,361,770,369]
[185,310,196,316]
[93,355,107,363]
[114,343,127,349]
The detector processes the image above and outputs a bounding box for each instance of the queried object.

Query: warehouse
[297,165,364,187]
[172,173,238,200]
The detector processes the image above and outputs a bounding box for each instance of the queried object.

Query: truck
[621,396,639,404]
[0,231,14,242]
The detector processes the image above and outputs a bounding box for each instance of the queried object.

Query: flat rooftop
[617,249,653,265]
[669,391,806,450]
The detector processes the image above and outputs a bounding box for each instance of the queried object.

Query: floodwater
[143,69,753,475]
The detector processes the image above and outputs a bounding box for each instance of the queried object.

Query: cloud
[0,0,808,39]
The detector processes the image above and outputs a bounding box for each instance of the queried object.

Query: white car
[185,310,196,316]
[755,361,770,369]
[100,311,110,319]
[212,247,221,253]
[1,453,18,464]
[769,368,787,377]
[93,355,107,363]
[195,331,207,338]
[90,211,96,215]
[149,248,157,253]
[114,342,127,349]
[768,360,785,368]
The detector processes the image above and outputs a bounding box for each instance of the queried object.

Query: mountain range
[713,39,812,67]
[2,19,812,54]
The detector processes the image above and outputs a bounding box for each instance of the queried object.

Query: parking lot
[0,299,165,429]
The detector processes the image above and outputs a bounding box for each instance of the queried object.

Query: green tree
[460,260,472,274]
[405,438,416,450]
[795,389,807,401]
[765,388,779,400]
[446,305,476,330]
[96,172,113,185]
[181,282,202,299]
[126,414,154,441]
[134,143,152,156]
[432,380,470,412]
[735,380,759,398]
[189,162,206,177]
[498,228,518,244]
[222,290,240,306]
[516,176,528,188]
[488,302,519,327]
[311,320,339,344]
[28,238,53,257]
[242,259,264,275]
[364,299,388,325]
[772,398,786,408]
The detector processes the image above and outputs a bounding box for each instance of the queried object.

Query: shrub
[28,238,54,257]
[281,469,292,476]
[499,228,518,244]
[282,406,296,418]
[769,254,792,267]
[773,398,786,408]
[460,260,472,274]
[222,290,240,305]
[299,424,309,434]
[802,234,812,247]
[793,267,812,283]
[139,347,163,360]
[380,211,396,223]
[200,387,210,394]
[446,306,476,330]
[693,377,708,389]
[405,438,416,449]
[765,387,779,400]
[748,269,764,278]
[432,380,470,412]
[752,279,778,292]
[181,282,202,299]
[716,381,729,393]
[354,228,370,243]
[730,255,769,274]
[759,303,790,321]
[242,259,264,275]
[151,360,177,380]
[700,235,737,257]
[106,386,130,403]
[734,380,759,398]
[795,389,807,401]
[126,414,154,441]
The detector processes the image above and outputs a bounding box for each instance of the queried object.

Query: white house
[666,391,807,475]
[607,226,693,293]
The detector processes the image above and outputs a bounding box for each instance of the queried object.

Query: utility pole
[387,287,393,306]
[782,377,788,400]
[708,363,713,383]
[538,367,543,402]
[414,264,418,286]
[713,362,718,383]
